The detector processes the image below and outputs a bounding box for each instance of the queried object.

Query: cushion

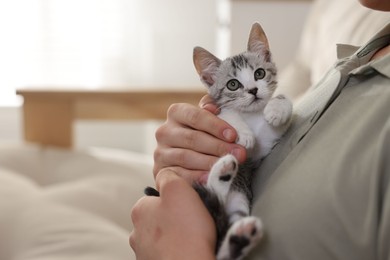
[0,143,154,260]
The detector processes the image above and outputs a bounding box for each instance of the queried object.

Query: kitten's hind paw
[209,154,239,183]
[207,154,239,202]
[217,216,263,260]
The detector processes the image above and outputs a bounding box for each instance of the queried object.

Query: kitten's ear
[247,23,271,61]
[193,46,221,87]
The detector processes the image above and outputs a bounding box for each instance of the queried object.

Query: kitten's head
[193,23,277,112]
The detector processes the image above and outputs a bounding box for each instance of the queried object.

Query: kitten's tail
[144,186,160,197]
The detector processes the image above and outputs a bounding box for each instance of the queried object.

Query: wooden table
[16,88,205,148]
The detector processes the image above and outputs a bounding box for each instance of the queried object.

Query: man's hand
[153,95,247,184]
[130,168,216,260]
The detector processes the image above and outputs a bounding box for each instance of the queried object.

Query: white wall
[230,1,312,70]
[0,0,218,106]
[0,107,22,142]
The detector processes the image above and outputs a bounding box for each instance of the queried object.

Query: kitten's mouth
[251,96,262,103]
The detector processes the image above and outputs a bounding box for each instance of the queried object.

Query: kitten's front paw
[236,133,256,151]
[217,216,263,260]
[264,94,292,127]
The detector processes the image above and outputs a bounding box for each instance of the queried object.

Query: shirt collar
[349,51,390,78]
[336,22,390,78]
[371,54,390,78]
[337,44,360,59]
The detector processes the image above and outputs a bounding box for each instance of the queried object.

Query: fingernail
[202,104,220,115]
[231,148,245,162]
[200,103,208,109]
[223,129,235,141]
[199,173,209,184]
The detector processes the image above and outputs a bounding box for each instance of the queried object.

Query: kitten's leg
[218,110,255,151]
[226,191,250,224]
[264,94,293,127]
[217,216,263,260]
[207,154,239,204]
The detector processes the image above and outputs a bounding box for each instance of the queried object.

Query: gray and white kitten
[192,22,292,259]
[145,23,292,260]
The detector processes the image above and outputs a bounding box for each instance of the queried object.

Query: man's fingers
[199,95,219,114]
[153,165,209,184]
[154,147,218,174]
[167,103,237,143]
[131,196,156,226]
[155,168,197,200]
[130,195,160,255]
[157,126,243,158]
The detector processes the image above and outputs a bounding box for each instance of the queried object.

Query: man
[130,0,390,259]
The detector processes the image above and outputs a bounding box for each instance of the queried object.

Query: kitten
[145,23,292,260]
[194,22,293,259]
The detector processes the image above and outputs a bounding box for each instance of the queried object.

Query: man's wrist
[164,241,216,260]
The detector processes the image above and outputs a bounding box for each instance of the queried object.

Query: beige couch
[0,143,153,259]
[0,0,388,259]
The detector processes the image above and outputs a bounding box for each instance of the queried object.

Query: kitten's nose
[249,87,258,96]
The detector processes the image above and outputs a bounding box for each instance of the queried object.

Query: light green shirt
[249,23,390,260]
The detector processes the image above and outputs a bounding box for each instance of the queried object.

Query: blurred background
[0,0,311,154]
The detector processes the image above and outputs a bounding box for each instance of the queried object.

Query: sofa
[0,143,153,259]
[0,0,388,259]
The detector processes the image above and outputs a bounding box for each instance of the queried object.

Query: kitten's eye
[226,79,241,91]
[254,68,266,80]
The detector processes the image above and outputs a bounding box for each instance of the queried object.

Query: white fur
[219,110,256,152]
[226,191,250,223]
[238,68,255,88]
[219,95,292,161]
